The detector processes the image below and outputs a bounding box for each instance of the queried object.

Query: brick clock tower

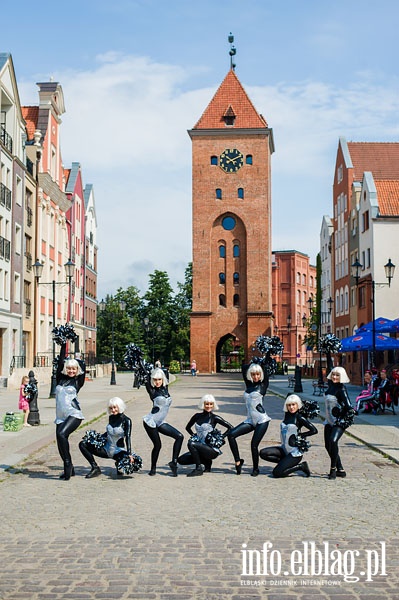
[188,68,275,373]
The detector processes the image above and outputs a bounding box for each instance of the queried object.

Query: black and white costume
[178,411,232,474]
[143,377,183,476]
[55,343,85,480]
[79,413,133,477]
[259,411,317,477]
[324,380,353,478]
[227,364,270,476]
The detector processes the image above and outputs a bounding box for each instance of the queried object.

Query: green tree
[170,263,192,362]
[143,270,175,364]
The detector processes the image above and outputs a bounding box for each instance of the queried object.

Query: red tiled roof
[21,106,39,140]
[348,142,399,180]
[193,69,268,130]
[375,180,399,216]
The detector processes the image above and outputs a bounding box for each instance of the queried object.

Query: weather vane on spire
[228,33,236,70]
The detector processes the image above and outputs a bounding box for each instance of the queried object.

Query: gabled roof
[65,162,81,194]
[348,142,399,181]
[21,106,39,140]
[375,180,399,216]
[193,69,268,130]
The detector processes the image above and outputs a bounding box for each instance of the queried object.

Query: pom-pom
[124,344,152,388]
[189,434,200,444]
[318,334,342,354]
[205,429,225,449]
[255,335,283,357]
[294,435,310,453]
[24,382,38,401]
[52,323,78,345]
[82,430,107,449]
[116,453,142,474]
[335,407,355,430]
[299,398,320,420]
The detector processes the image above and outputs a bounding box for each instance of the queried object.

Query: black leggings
[79,441,129,468]
[178,441,219,469]
[228,421,269,470]
[143,421,183,469]
[56,416,82,466]
[259,446,302,478]
[324,424,345,470]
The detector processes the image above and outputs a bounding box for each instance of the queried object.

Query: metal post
[110,312,116,385]
[371,280,376,369]
[49,280,57,398]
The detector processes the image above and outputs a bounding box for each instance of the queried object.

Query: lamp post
[307,296,333,384]
[351,257,395,368]
[143,317,162,364]
[33,258,75,397]
[99,299,126,385]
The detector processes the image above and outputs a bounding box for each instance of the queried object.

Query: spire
[228,32,236,71]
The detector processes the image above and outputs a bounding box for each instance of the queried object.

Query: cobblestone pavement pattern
[0,373,398,599]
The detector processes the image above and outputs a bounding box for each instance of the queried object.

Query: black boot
[328,468,337,480]
[168,461,178,477]
[187,467,203,477]
[59,466,75,480]
[85,465,101,479]
[235,459,244,475]
[300,462,311,477]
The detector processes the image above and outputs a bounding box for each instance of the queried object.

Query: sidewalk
[267,374,399,464]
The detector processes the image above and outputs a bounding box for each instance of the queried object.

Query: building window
[359,286,366,308]
[219,294,226,307]
[219,273,226,284]
[233,244,240,257]
[233,272,239,285]
[362,211,369,232]
[303,274,306,285]
[219,245,226,258]
[222,216,236,231]
[246,155,253,165]
[296,272,301,284]
[216,188,222,200]
[233,293,239,307]
[238,188,244,199]
[211,156,218,165]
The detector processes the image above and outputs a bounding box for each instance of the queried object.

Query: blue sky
[4,0,399,297]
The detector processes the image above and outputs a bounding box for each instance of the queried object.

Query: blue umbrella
[341,332,399,351]
[356,317,399,333]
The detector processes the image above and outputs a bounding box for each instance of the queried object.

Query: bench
[288,375,295,388]
[312,380,328,396]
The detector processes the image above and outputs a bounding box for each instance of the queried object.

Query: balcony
[26,206,33,227]
[0,182,12,210]
[0,125,13,153]
[25,252,32,271]
[24,298,31,318]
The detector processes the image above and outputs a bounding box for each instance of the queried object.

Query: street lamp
[351,257,395,368]
[99,299,126,385]
[307,296,333,384]
[143,317,162,364]
[33,258,75,397]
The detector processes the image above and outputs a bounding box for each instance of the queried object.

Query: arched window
[233,294,239,307]
[219,294,226,307]
[303,274,306,285]
[246,155,253,165]
[233,244,240,257]
[296,272,301,284]
[211,156,218,165]
[219,245,226,258]
[219,273,226,285]
[216,188,222,200]
[233,272,239,285]
[238,188,244,199]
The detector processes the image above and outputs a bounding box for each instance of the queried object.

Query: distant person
[18,375,30,427]
[154,359,162,368]
[191,360,197,377]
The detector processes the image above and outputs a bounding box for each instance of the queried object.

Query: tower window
[211,156,218,165]
[219,294,226,307]
[238,188,244,199]
[233,294,239,307]
[223,105,236,126]
[219,245,226,258]
[219,273,226,285]
[246,155,253,165]
[222,216,236,231]
[233,272,239,285]
[216,188,222,200]
[233,244,240,257]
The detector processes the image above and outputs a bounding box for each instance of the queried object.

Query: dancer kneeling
[178,394,232,477]
[259,394,317,477]
[79,397,141,478]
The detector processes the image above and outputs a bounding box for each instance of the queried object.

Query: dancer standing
[324,366,354,480]
[55,341,85,480]
[259,394,317,477]
[178,394,232,476]
[143,367,183,476]
[227,362,270,476]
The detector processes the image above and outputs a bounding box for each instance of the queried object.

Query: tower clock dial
[219,148,244,173]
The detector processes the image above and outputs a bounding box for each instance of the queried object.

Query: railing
[24,298,31,317]
[0,182,12,210]
[25,252,32,271]
[0,236,11,260]
[26,206,33,227]
[10,355,26,374]
[0,125,13,153]
[34,355,51,368]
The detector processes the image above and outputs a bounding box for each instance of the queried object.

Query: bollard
[27,370,40,426]
[293,365,303,393]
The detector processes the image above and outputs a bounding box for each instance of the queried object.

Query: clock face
[219,148,244,173]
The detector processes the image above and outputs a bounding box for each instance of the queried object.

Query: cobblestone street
[0,373,398,599]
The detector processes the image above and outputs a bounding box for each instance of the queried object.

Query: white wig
[150,368,169,386]
[198,394,219,410]
[61,358,84,376]
[327,366,350,383]
[246,363,264,382]
[283,394,303,411]
[107,397,126,414]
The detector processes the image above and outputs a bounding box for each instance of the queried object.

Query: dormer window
[223,105,236,127]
